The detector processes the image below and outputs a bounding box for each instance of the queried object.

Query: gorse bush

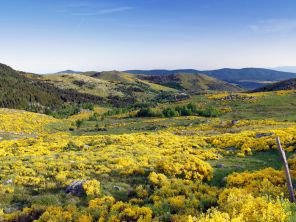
[0,109,296,221]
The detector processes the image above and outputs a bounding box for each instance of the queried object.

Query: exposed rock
[216,164,225,168]
[174,93,190,101]
[221,177,227,183]
[216,94,255,102]
[4,179,13,185]
[225,147,237,151]
[113,185,124,191]
[255,132,274,138]
[66,180,85,197]
[231,120,239,125]
[4,206,19,214]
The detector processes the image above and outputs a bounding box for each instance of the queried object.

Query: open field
[0,90,296,221]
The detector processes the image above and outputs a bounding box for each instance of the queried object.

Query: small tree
[75,119,84,129]
[162,107,179,117]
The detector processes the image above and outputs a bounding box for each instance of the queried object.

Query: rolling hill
[40,70,243,109]
[0,63,63,110]
[252,78,296,92]
[126,68,296,90]
[138,73,242,92]
[57,70,82,74]
[44,70,242,98]
[0,63,269,115]
[0,64,109,112]
[42,71,177,105]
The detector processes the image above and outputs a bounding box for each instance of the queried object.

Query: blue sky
[0,0,296,73]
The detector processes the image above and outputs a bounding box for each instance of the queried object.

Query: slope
[138,73,242,92]
[252,78,296,92]
[0,63,107,112]
[0,63,63,110]
[126,68,296,90]
[42,71,177,105]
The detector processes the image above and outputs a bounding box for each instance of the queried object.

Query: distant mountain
[91,71,242,92]
[126,69,200,75]
[126,68,296,90]
[252,78,296,92]
[273,66,296,73]
[138,73,242,92]
[57,70,82,74]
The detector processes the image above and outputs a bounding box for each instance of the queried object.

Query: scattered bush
[75,119,84,128]
[136,108,162,117]
[136,103,221,118]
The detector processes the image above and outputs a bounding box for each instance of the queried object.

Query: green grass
[222,93,296,121]
[208,150,292,187]
[181,92,296,121]
[69,117,207,135]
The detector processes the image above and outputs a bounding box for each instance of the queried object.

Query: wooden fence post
[276,136,295,203]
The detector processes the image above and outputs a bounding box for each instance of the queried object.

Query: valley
[1,63,296,221]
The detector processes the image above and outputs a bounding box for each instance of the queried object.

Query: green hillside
[138,73,242,92]
[0,64,109,115]
[252,78,296,92]
[126,68,296,89]
[43,71,177,105]
[0,63,63,110]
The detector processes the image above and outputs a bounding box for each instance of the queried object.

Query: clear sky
[1,0,296,73]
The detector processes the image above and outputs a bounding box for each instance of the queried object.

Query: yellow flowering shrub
[135,185,149,198]
[196,210,236,222]
[226,168,285,187]
[275,90,296,96]
[217,188,289,222]
[1,107,296,221]
[148,172,169,187]
[150,177,220,217]
[67,111,93,121]
[226,168,288,198]
[37,206,74,222]
[156,154,213,180]
[89,196,116,209]
[82,179,101,196]
[0,108,56,133]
